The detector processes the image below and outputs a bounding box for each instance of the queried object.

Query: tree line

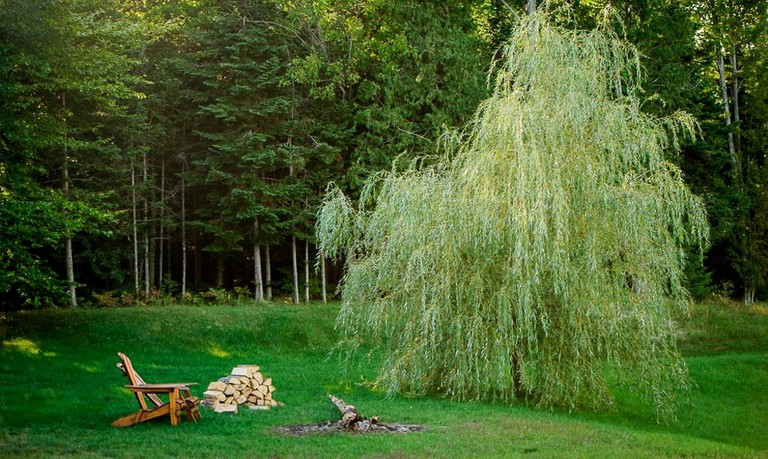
[1,0,766,309]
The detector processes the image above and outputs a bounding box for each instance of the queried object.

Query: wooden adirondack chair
[112,352,202,427]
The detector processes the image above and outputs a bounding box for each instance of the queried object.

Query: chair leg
[179,397,202,422]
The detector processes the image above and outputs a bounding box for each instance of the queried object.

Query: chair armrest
[125,383,197,393]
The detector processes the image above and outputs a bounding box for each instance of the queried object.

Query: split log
[207,381,227,392]
[214,404,238,413]
[328,394,365,430]
[230,367,249,377]
[202,364,282,411]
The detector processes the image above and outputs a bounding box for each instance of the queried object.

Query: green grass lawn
[1,299,767,458]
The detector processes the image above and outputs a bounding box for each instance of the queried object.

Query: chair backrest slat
[117,352,165,408]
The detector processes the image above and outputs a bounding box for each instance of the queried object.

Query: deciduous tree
[318,10,709,418]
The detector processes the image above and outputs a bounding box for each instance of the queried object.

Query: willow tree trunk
[61,92,77,307]
[253,219,264,302]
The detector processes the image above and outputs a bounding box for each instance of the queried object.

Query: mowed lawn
[1,300,766,458]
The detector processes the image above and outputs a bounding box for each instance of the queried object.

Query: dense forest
[1,0,766,309]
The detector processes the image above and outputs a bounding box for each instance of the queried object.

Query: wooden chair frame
[112,352,202,427]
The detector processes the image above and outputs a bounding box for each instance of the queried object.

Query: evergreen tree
[183,0,300,292]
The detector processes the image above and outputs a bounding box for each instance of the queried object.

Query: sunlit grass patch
[208,344,232,358]
[73,362,99,373]
[2,337,54,357]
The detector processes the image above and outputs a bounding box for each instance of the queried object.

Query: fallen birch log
[328,393,366,430]
[275,394,424,436]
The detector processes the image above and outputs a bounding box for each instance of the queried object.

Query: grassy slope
[0,300,766,458]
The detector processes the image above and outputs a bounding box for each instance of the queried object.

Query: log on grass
[327,394,382,431]
[276,395,424,435]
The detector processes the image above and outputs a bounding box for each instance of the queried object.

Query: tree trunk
[321,256,327,304]
[131,158,140,301]
[730,47,740,153]
[305,239,310,303]
[265,244,273,300]
[194,234,202,288]
[148,159,157,292]
[292,234,300,304]
[744,284,755,305]
[64,238,77,307]
[216,252,225,288]
[62,92,77,307]
[716,48,737,170]
[149,221,156,292]
[158,159,165,290]
[253,219,264,302]
[512,352,522,396]
[181,161,187,297]
[142,151,150,299]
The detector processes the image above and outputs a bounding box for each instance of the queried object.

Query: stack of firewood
[202,365,281,413]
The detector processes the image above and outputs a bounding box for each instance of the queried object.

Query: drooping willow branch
[317,9,708,420]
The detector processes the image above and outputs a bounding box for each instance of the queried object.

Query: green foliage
[282,0,491,193]
[2,0,767,308]
[683,251,713,301]
[0,167,115,308]
[684,0,768,302]
[0,0,144,307]
[318,10,709,418]
[181,0,314,261]
[0,181,68,308]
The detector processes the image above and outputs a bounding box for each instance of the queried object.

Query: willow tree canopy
[316,10,708,418]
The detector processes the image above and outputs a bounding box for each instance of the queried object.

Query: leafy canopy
[317,9,709,419]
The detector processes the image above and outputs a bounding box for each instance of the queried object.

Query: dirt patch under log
[275,394,425,436]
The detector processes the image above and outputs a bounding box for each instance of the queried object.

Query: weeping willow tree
[316,10,708,418]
